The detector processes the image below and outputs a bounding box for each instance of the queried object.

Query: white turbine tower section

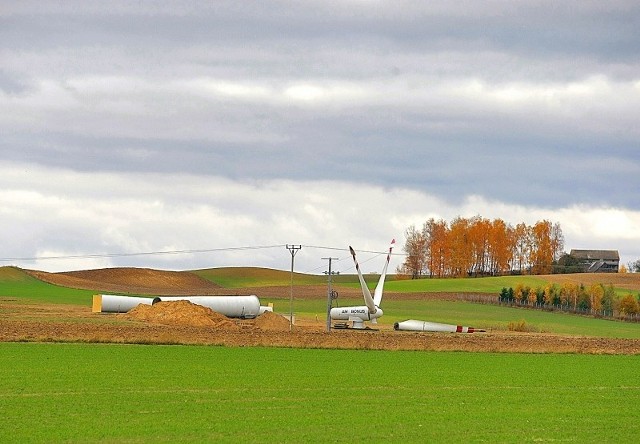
[93,294,268,318]
[330,239,395,329]
[94,294,154,313]
[394,319,485,333]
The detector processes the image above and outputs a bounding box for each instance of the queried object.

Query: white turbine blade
[350,246,376,314]
[373,239,395,306]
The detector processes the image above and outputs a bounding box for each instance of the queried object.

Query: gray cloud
[1,162,638,273]
[1,1,639,270]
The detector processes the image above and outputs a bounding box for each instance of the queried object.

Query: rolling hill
[2,265,639,304]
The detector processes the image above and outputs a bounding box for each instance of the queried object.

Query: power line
[0,244,287,262]
[300,244,405,256]
[0,242,408,272]
[300,245,405,274]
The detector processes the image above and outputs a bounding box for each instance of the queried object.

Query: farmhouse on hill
[569,249,620,273]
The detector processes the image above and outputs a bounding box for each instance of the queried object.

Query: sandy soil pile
[122,301,291,332]
[253,311,292,331]
[123,301,239,329]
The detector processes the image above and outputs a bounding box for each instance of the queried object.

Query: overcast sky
[1,1,639,274]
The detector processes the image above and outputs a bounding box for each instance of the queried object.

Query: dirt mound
[254,311,291,331]
[124,301,290,332]
[25,267,222,295]
[124,300,238,329]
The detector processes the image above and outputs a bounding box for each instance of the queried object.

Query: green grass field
[0,266,94,304]
[192,269,559,294]
[192,267,327,287]
[385,274,551,293]
[1,343,638,443]
[194,267,640,303]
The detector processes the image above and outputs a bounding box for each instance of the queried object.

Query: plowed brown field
[2,268,640,354]
[25,267,223,295]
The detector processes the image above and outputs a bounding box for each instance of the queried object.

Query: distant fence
[454,293,640,323]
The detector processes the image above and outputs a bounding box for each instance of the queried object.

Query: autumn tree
[424,218,448,278]
[527,287,538,305]
[588,284,604,312]
[401,216,563,278]
[543,284,556,305]
[530,220,553,275]
[487,218,514,275]
[577,284,590,310]
[512,223,532,273]
[619,294,640,315]
[514,283,526,302]
[465,216,483,276]
[400,225,427,278]
[449,216,473,277]
[560,282,579,309]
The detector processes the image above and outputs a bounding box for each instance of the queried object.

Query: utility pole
[323,257,339,332]
[286,244,301,331]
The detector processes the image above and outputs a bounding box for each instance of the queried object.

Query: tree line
[399,216,564,278]
[499,283,640,317]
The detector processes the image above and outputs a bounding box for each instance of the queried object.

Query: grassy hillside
[3,265,639,302]
[0,267,94,305]
[386,275,550,293]
[194,267,640,295]
[191,267,326,287]
[193,268,554,293]
[192,267,368,287]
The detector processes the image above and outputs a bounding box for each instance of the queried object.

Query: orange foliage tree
[619,294,640,315]
[401,216,564,278]
[560,282,579,308]
[588,284,605,311]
